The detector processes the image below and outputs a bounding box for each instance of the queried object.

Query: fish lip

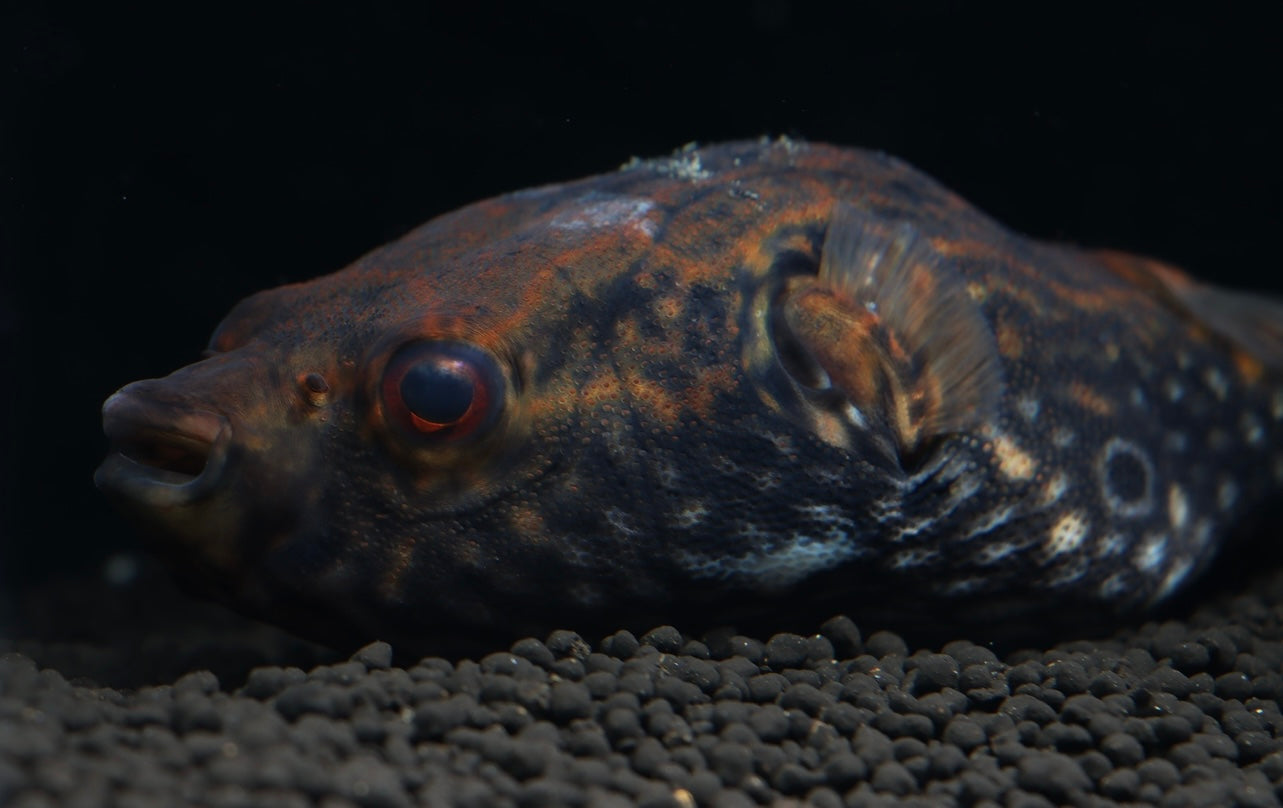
[94,390,233,507]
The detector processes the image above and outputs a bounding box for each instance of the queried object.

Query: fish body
[96,140,1283,648]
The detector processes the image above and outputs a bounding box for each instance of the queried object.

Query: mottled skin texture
[97,140,1283,651]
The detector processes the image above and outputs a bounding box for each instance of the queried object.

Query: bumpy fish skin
[96,140,1283,648]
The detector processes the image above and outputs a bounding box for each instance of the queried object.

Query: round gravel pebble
[8,565,1283,806]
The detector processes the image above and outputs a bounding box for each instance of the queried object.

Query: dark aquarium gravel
[4,548,1283,807]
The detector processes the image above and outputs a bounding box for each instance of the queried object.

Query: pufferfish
[95,139,1283,650]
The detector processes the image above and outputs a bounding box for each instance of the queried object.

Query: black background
[3,4,1281,625]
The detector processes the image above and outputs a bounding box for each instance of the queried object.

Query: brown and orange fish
[96,140,1283,649]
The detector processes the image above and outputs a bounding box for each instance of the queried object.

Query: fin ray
[781,203,1003,456]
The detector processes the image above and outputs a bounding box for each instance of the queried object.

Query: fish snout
[94,381,233,508]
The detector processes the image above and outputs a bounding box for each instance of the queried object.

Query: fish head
[93,188,689,648]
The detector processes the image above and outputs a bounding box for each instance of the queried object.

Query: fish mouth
[94,389,232,508]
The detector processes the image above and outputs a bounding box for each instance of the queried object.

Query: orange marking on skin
[727,194,834,279]
[581,371,625,409]
[686,363,739,419]
[614,316,643,348]
[527,382,580,421]
[654,295,683,325]
[741,229,819,277]
[812,409,850,450]
[380,538,416,600]
[996,320,1024,359]
[623,367,682,424]
[635,271,661,291]
[455,537,482,567]
[965,243,1164,321]
[1233,350,1265,385]
[1068,380,1115,417]
[508,504,548,542]
[1039,281,1130,314]
[932,236,1002,260]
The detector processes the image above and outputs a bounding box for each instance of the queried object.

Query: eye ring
[380,341,506,444]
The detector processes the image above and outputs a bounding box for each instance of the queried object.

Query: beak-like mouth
[94,389,233,507]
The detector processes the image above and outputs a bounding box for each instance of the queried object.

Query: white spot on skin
[844,403,868,429]
[753,470,783,492]
[655,461,681,489]
[766,432,796,456]
[1099,573,1128,599]
[1130,387,1147,408]
[795,503,860,543]
[680,532,862,589]
[909,454,968,487]
[1135,534,1168,573]
[1153,558,1194,603]
[1203,367,1229,401]
[795,503,854,529]
[936,577,983,596]
[948,474,983,508]
[1097,437,1155,519]
[807,465,847,487]
[1047,556,1089,587]
[1165,378,1184,402]
[870,496,902,524]
[891,548,939,569]
[1047,512,1090,557]
[974,541,1019,566]
[965,506,1014,540]
[673,501,708,529]
[1168,485,1189,531]
[712,456,740,475]
[1016,396,1041,422]
[1040,473,1070,506]
[1097,533,1128,558]
[551,195,657,237]
[992,434,1037,481]
[896,467,981,543]
[605,507,642,538]
[1052,427,1076,449]
[1192,519,1214,550]
[1241,412,1265,447]
[1218,479,1239,512]
[894,517,935,542]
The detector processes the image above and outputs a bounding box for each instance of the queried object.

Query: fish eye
[380,341,506,443]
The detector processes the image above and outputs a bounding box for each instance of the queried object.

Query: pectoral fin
[779,203,1003,458]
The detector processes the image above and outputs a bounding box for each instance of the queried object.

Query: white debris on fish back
[621,141,712,182]
[551,195,657,237]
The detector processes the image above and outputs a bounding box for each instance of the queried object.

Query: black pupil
[401,361,474,424]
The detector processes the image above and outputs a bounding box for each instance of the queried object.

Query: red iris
[380,341,505,442]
